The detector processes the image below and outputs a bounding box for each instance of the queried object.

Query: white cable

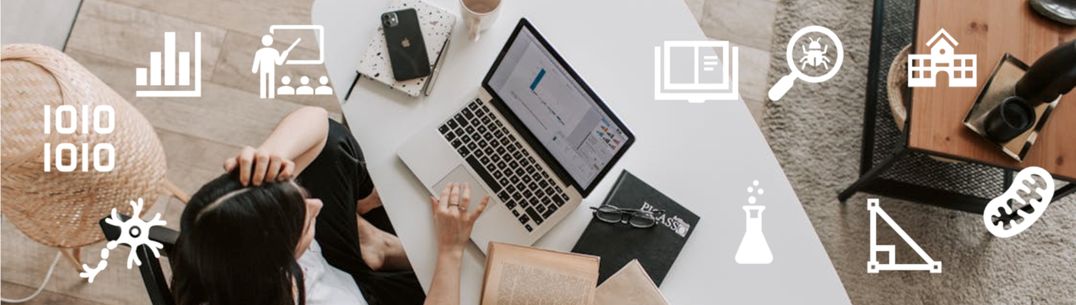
[1,251,62,303]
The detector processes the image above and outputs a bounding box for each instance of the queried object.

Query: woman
[171,107,487,305]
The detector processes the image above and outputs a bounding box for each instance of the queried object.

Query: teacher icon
[768,25,844,102]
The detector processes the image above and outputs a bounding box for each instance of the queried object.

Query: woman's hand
[425,183,486,305]
[430,183,490,254]
[223,146,297,186]
[221,107,329,186]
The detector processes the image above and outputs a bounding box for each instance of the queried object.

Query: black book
[571,170,699,286]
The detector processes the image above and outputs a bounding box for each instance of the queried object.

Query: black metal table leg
[840,147,907,202]
[1003,169,1014,191]
[1055,182,1076,200]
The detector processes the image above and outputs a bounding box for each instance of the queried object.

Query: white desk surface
[313,0,851,303]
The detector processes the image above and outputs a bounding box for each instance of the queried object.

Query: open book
[593,260,670,305]
[481,242,600,305]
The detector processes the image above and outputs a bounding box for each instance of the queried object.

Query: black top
[297,119,423,305]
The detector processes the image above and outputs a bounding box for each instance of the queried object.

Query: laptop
[397,18,635,252]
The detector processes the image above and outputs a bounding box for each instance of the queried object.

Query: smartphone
[382,9,431,81]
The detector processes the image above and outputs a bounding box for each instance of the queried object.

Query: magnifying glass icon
[768,25,844,102]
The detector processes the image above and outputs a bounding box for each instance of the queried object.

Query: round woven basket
[888,46,912,131]
[888,45,957,163]
[1,44,167,249]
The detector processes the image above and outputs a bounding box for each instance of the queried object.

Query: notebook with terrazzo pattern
[356,0,455,97]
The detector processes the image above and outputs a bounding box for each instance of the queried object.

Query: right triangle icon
[867,198,942,273]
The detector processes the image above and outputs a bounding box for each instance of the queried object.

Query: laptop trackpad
[398,129,462,193]
[432,165,492,205]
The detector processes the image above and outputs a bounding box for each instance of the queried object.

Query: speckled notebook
[357,0,455,97]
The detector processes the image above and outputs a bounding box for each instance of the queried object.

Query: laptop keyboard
[438,99,570,232]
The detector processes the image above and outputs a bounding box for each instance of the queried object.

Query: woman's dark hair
[171,173,308,305]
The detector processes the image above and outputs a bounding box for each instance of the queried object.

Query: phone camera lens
[382,12,399,27]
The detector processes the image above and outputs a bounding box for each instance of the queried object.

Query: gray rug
[761,0,1076,304]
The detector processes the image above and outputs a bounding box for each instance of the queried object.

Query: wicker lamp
[1,44,187,269]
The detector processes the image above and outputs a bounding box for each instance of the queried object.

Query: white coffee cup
[460,0,501,41]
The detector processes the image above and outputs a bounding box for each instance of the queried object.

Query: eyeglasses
[590,205,665,228]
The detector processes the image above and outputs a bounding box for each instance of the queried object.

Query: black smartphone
[381,9,431,81]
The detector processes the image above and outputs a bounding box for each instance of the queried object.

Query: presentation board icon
[253,25,327,99]
[653,40,740,103]
[908,28,977,88]
[867,198,941,273]
[983,166,1055,238]
[267,24,324,65]
[135,32,201,97]
[768,25,844,102]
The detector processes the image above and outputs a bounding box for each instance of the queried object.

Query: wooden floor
[0,0,775,303]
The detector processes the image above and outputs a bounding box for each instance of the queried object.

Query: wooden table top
[910,0,1076,180]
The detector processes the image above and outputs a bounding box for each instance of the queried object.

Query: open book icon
[653,40,740,103]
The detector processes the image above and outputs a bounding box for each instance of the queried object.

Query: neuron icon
[79,198,167,283]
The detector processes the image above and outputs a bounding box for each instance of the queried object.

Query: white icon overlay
[768,25,844,102]
[136,32,202,97]
[735,180,773,264]
[908,28,977,88]
[79,198,167,283]
[867,198,941,273]
[799,37,831,70]
[653,40,740,103]
[983,166,1055,238]
[253,25,330,99]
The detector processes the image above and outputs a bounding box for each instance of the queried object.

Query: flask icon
[735,180,773,264]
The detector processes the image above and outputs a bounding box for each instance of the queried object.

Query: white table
[313,0,852,303]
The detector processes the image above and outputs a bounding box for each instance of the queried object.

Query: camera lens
[382,12,399,27]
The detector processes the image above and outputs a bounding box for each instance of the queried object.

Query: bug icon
[769,26,844,102]
[799,37,830,70]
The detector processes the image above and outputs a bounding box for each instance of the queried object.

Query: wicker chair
[839,0,1074,212]
[1,44,188,268]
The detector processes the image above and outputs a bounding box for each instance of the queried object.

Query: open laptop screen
[484,19,632,193]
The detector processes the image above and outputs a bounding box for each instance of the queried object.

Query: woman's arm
[425,247,463,305]
[425,183,489,305]
[224,106,329,186]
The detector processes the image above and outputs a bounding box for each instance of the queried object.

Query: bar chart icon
[136,32,201,97]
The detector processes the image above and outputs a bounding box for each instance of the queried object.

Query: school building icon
[908,28,977,88]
